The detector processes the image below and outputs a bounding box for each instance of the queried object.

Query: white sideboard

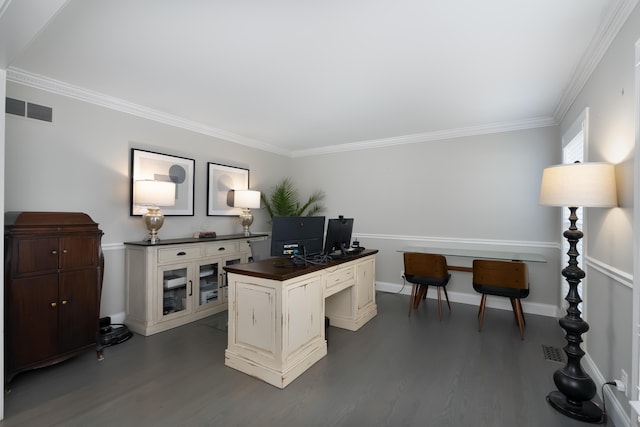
[124,234,266,336]
[224,250,377,388]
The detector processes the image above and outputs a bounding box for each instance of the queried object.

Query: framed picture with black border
[207,162,249,216]
[130,148,195,216]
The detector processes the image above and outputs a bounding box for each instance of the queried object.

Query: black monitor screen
[324,217,354,255]
[270,216,326,257]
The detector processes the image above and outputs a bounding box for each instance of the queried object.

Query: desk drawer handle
[177,251,186,256]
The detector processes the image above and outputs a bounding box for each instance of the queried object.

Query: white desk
[223,250,378,388]
[399,246,546,272]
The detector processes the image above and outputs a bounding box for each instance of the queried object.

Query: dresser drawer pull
[218,247,225,251]
[62,249,68,254]
[62,300,68,305]
[51,250,57,255]
[177,251,186,256]
[50,302,57,308]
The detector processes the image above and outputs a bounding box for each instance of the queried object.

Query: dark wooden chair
[472,259,529,340]
[403,252,451,320]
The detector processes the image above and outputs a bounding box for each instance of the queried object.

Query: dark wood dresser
[4,212,104,383]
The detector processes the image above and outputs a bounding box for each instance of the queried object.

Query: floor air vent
[542,344,564,363]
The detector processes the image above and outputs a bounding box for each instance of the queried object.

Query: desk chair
[403,252,451,320]
[472,259,529,340]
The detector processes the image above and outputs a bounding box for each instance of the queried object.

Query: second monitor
[324,216,354,256]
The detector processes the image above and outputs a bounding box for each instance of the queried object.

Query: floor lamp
[539,162,617,423]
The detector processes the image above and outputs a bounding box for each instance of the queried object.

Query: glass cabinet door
[161,267,189,319]
[196,261,221,312]
[221,256,245,303]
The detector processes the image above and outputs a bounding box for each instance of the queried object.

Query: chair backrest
[250,238,272,261]
[472,259,528,290]
[403,252,449,279]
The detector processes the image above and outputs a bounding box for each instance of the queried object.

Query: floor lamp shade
[539,162,616,423]
[134,180,176,243]
[539,162,617,208]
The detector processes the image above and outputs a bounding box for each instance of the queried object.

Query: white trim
[586,255,634,289]
[554,0,639,122]
[376,282,557,317]
[6,68,291,157]
[356,232,558,250]
[631,35,640,426]
[582,353,632,427]
[291,117,557,158]
[0,66,6,421]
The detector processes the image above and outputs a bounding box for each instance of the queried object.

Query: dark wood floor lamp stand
[545,206,602,423]
[538,162,617,424]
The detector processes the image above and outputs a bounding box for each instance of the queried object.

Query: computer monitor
[324,216,354,256]
[270,216,326,257]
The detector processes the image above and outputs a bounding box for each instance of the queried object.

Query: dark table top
[224,249,378,282]
[124,233,268,246]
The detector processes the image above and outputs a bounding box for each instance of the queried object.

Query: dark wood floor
[1,292,612,427]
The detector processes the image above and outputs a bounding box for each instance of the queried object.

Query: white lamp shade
[232,190,261,209]
[539,162,617,208]
[134,180,176,207]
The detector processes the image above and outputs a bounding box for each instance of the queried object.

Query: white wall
[556,5,640,425]
[5,82,291,318]
[292,126,562,311]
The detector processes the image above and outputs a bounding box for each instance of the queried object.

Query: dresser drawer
[325,264,355,296]
[157,245,202,264]
[203,241,239,257]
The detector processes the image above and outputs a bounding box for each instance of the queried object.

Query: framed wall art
[130,148,195,216]
[207,162,249,216]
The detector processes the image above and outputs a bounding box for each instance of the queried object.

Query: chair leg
[510,298,520,325]
[512,298,525,340]
[442,286,451,311]
[414,285,425,309]
[478,294,487,332]
[408,284,418,317]
[437,287,443,321]
[516,299,526,325]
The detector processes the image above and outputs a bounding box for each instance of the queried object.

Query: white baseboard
[104,311,126,325]
[376,281,556,317]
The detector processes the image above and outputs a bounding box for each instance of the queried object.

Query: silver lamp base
[239,208,254,236]
[143,206,165,244]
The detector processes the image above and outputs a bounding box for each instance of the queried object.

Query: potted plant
[261,177,325,219]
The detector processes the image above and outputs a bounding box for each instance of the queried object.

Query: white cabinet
[125,234,265,336]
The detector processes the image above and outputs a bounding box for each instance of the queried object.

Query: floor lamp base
[547,391,603,424]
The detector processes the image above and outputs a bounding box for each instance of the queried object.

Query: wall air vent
[5,97,53,122]
[6,97,25,117]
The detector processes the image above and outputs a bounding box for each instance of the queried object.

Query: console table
[399,246,546,272]
[223,250,378,388]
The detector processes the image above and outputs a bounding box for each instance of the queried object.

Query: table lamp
[134,180,176,243]
[228,189,261,236]
[539,162,617,423]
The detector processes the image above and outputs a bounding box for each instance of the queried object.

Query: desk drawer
[204,241,239,257]
[157,246,202,264]
[325,265,355,296]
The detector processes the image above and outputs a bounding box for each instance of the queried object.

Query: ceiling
[1,0,636,156]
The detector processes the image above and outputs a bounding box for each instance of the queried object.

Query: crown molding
[554,0,639,122]
[6,67,291,157]
[291,117,557,158]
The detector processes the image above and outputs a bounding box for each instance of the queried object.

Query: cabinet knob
[51,250,57,255]
[62,300,68,305]
[50,302,57,308]
[62,249,68,254]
